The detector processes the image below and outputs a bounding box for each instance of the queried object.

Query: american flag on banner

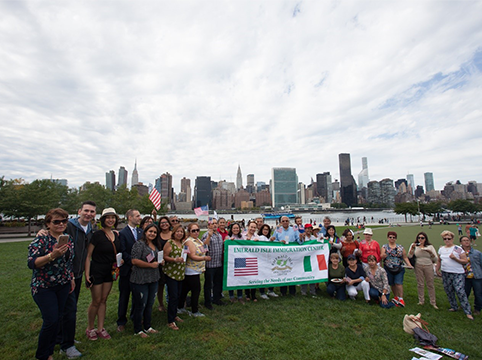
[234,257,258,276]
[194,205,209,217]
[149,188,161,210]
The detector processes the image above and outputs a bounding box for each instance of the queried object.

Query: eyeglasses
[52,219,69,225]
[417,236,425,239]
[171,219,180,223]
[191,229,200,233]
[443,238,452,241]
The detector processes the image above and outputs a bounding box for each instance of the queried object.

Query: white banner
[223,240,330,290]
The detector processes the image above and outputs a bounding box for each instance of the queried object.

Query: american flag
[149,188,161,210]
[453,246,463,254]
[194,205,209,217]
[234,257,258,276]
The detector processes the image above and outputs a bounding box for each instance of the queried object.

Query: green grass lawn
[1,223,481,360]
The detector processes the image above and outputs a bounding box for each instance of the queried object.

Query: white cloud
[1,0,481,193]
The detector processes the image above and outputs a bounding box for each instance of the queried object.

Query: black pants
[204,267,223,306]
[179,274,201,313]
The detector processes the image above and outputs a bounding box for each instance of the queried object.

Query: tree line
[394,199,481,222]
[0,177,166,227]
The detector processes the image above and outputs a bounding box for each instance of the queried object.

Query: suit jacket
[119,225,143,277]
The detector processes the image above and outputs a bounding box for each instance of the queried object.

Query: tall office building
[358,157,369,189]
[236,165,243,190]
[407,174,415,195]
[180,177,192,203]
[380,178,395,207]
[106,170,116,191]
[117,166,128,188]
[131,160,139,187]
[247,174,254,187]
[271,168,298,207]
[194,176,212,208]
[298,182,306,204]
[424,172,435,192]
[338,153,357,207]
[316,172,333,203]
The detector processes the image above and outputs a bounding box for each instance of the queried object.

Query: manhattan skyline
[1,2,481,190]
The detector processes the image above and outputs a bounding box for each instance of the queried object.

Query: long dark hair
[258,224,271,237]
[416,232,431,246]
[229,222,242,238]
[141,223,161,250]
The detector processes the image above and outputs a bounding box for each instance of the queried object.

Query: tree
[420,201,444,219]
[77,182,112,213]
[447,199,478,215]
[394,202,419,222]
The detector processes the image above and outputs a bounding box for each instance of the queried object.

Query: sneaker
[135,331,149,338]
[177,308,188,314]
[260,294,269,300]
[145,327,158,333]
[392,297,400,306]
[267,291,278,298]
[398,298,405,307]
[97,328,111,339]
[60,346,82,359]
[86,328,98,341]
[191,311,205,317]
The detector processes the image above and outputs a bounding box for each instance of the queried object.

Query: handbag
[110,238,120,281]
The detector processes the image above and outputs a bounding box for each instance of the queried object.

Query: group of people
[28,205,482,360]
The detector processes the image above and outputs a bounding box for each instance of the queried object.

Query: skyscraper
[424,172,435,192]
[338,153,357,207]
[316,172,333,203]
[131,160,139,187]
[358,157,369,189]
[271,168,298,207]
[106,170,115,191]
[181,177,191,203]
[117,166,128,188]
[194,176,212,208]
[407,174,415,195]
[236,165,242,190]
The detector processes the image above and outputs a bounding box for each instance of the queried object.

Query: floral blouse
[27,234,74,296]
[162,239,185,281]
[363,264,389,294]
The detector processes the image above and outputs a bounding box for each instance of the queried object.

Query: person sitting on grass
[364,255,393,308]
[345,254,370,301]
[326,252,346,300]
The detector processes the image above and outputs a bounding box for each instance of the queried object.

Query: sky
[1,0,482,194]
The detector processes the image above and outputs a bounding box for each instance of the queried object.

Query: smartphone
[58,235,69,246]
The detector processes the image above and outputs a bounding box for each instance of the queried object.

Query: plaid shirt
[202,231,224,268]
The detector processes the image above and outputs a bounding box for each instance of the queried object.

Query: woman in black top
[84,208,121,341]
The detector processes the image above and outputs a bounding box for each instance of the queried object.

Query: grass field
[1,223,481,360]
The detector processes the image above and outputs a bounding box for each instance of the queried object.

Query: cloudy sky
[1,0,481,193]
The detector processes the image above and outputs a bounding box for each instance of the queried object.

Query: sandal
[145,327,158,334]
[174,316,184,323]
[135,331,149,338]
[158,306,166,312]
[449,308,457,312]
[167,322,179,330]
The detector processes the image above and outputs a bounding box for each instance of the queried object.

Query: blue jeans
[369,287,394,308]
[385,267,405,285]
[229,289,243,299]
[326,283,346,300]
[33,283,70,360]
[165,275,183,323]
[131,281,158,333]
[465,277,482,312]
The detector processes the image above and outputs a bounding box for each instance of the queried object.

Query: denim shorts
[385,267,405,285]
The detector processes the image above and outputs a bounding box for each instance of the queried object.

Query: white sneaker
[267,291,279,298]
[260,294,269,300]
[191,311,205,317]
[60,346,82,359]
[177,308,188,314]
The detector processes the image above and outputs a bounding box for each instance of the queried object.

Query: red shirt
[217,228,229,241]
[359,240,381,263]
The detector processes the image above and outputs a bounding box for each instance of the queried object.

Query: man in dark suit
[117,209,142,332]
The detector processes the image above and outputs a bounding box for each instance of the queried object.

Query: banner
[223,240,330,290]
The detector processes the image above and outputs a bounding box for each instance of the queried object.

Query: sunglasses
[388,236,396,239]
[417,236,425,239]
[443,238,453,241]
[191,229,200,233]
[171,220,180,223]
[52,219,69,225]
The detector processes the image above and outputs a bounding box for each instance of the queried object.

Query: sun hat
[363,228,373,235]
